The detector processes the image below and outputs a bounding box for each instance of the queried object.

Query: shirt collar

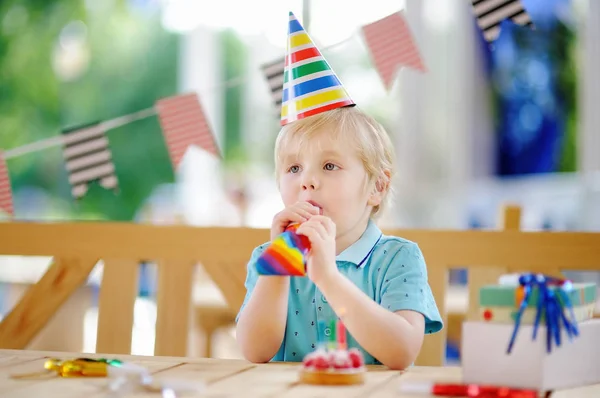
[336,219,383,268]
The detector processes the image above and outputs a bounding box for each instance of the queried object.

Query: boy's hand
[271,201,321,241]
[296,215,339,287]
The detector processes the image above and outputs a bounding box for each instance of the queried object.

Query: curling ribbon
[507,273,579,354]
[9,357,150,379]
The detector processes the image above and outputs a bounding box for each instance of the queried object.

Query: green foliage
[0,0,178,220]
[220,28,247,171]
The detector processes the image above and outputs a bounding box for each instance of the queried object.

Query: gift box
[462,319,600,391]
[478,282,597,324]
[462,275,600,392]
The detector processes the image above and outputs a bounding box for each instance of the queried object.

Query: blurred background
[0,0,598,363]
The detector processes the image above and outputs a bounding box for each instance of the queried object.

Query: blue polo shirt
[235,219,443,364]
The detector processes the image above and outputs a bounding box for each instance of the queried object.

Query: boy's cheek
[280,188,299,206]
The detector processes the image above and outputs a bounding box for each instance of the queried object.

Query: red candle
[337,318,347,350]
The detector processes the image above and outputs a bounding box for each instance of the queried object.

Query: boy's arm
[317,271,424,370]
[235,246,290,363]
[317,244,442,370]
[236,276,290,363]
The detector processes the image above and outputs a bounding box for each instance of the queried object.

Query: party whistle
[255,223,311,276]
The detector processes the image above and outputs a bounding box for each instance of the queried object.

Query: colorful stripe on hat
[281,12,354,126]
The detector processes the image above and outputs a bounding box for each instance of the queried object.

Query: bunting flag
[361,12,426,90]
[261,57,285,113]
[471,0,533,42]
[156,92,220,169]
[61,122,119,200]
[0,151,14,216]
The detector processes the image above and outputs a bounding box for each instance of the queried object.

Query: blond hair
[274,106,395,218]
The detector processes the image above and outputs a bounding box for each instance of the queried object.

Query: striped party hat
[281,12,355,126]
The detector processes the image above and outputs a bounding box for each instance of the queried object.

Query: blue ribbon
[506,273,579,354]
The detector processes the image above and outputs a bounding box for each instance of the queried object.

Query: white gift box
[462,318,600,392]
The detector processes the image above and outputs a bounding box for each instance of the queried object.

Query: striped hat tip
[280,11,354,126]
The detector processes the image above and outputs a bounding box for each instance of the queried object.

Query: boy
[235,12,442,370]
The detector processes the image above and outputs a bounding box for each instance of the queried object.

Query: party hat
[281,12,355,126]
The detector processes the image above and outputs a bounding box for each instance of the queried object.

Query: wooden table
[0,349,598,397]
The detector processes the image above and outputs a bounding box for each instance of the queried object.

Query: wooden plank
[0,223,269,264]
[87,360,255,398]
[154,260,195,357]
[26,285,92,352]
[1,222,600,269]
[201,260,247,313]
[0,354,43,369]
[373,366,461,398]
[200,362,298,397]
[467,266,507,321]
[0,257,98,349]
[0,349,251,365]
[415,263,447,366]
[149,358,254,385]
[500,204,522,230]
[0,358,56,395]
[96,259,139,355]
[465,205,519,320]
[0,356,182,397]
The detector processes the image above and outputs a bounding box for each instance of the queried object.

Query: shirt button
[321,296,327,303]
[324,328,331,337]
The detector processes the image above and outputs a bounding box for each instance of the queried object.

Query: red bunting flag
[156,93,220,169]
[361,12,426,90]
[0,152,14,216]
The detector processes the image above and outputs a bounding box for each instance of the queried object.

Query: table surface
[0,349,599,397]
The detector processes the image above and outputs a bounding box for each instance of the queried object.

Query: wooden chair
[0,207,598,367]
[0,224,268,356]
[408,205,600,366]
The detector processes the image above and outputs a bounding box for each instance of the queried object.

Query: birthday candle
[337,318,347,351]
[317,320,327,349]
[328,319,336,350]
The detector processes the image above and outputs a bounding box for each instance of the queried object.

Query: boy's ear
[368,170,391,206]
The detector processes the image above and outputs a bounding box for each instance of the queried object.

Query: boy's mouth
[306,200,323,214]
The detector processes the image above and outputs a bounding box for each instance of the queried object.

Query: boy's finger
[297,201,321,214]
[284,212,308,223]
[323,217,336,235]
[294,209,314,220]
[311,222,328,240]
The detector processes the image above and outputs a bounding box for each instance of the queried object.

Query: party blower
[255,223,311,276]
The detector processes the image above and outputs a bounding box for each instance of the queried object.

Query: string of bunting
[0,5,533,217]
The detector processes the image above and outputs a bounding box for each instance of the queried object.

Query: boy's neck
[335,215,371,255]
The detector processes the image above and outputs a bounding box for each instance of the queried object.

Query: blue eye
[289,165,300,173]
[324,163,338,171]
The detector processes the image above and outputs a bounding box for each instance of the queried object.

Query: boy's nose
[301,174,318,190]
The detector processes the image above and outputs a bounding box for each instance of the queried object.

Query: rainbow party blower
[255,223,311,276]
